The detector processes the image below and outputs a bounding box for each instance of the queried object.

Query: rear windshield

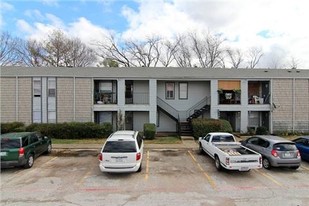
[212,135,235,142]
[273,143,297,151]
[0,138,21,149]
[103,141,137,153]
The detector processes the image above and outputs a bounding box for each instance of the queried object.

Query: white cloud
[0,2,14,28]
[41,0,59,7]
[120,0,309,68]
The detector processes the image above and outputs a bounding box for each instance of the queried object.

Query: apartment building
[1,66,308,134]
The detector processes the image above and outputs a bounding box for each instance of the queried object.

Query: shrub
[219,119,233,133]
[256,126,268,135]
[191,118,233,139]
[144,123,156,140]
[1,122,25,134]
[25,122,113,139]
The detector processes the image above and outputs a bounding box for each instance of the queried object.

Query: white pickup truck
[199,132,262,171]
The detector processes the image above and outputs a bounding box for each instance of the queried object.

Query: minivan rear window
[0,138,21,149]
[103,141,137,153]
[273,143,297,151]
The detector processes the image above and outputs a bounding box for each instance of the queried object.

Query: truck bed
[216,144,256,156]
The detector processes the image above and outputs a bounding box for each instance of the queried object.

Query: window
[48,78,56,97]
[179,82,188,99]
[165,82,175,99]
[33,79,41,97]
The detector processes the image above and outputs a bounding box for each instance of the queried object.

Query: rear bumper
[270,157,301,167]
[223,163,262,171]
[99,162,141,173]
[1,157,27,168]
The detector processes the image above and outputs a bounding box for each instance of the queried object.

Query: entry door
[125,112,133,130]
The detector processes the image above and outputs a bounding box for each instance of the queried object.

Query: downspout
[16,76,18,121]
[270,80,273,134]
[292,78,295,133]
[73,76,76,121]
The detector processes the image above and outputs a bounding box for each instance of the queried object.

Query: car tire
[290,166,299,170]
[262,157,271,170]
[199,143,204,154]
[215,155,222,171]
[24,154,34,169]
[45,143,52,154]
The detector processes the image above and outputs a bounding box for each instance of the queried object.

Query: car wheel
[45,143,52,154]
[199,143,204,154]
[24,154,34,169]
[290,166,299,170]
[262,157,271,170]
[215,156,222,171]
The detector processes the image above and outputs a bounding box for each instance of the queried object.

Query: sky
[1,0,309,69]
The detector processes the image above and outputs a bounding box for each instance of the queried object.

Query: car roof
[0,132,34,139]
[298,136,309,140]
[254,135,292,144]
[107,130,138,141]
[209,132,233,136]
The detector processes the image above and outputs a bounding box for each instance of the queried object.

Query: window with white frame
[179,82,188,99]
[47,78,56,123]
[33,78,42,123]
[165,82,175,99]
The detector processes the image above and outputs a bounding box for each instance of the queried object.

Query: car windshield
[0,138,20,149]
[103,141,137,153]
[212,135,234,142]
[273,143,297,151]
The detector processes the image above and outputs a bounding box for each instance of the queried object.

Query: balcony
[248,81,270,105]
[125,92,149,104]
[94,91,117,104]
[218,90,241,105]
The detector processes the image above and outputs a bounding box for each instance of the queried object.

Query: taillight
[98,153,103,161]
[19,147,25,157]
[296,150,301,158]
[271,149,278,157]
[259,156,262,164]
[136,152,141,161]
[226,157,230,165]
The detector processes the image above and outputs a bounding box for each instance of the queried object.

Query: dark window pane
[103,141,137,153]
[0,138,20,149]
[273,143,297,151]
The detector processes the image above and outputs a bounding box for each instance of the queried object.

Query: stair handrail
[157,97,179,119]
[186,96,210,117]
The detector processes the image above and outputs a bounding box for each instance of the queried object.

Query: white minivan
[98,131,143,173]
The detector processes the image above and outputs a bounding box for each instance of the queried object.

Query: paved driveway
[1,149,309,206]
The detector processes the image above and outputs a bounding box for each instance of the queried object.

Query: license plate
[284,152,292,157]
[0,152,7,156]
[240,167,249,171]
[115,158,124,163]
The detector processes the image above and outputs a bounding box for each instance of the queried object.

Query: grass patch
[52,136,182,144]
[52,138,105,144]
[145,136,181,144]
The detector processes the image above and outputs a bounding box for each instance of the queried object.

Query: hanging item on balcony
[225,93,232,100]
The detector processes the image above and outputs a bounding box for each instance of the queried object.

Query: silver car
[98,130,143,173]
[241,135,301,169]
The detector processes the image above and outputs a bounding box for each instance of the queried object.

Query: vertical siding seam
[15,76,18,121]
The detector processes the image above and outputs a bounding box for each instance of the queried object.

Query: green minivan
[0,132,52,169]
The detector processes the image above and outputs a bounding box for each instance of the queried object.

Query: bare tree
[15,39,46,67]
[125,37,161,67]
[0,32,21,66]
[287,56,300,69]
[247,47,263,68]
[226,48,243,68]
[95,34,132,67]
[190,33,225,68]
[173,35,193,67]
[158,39,179,67]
